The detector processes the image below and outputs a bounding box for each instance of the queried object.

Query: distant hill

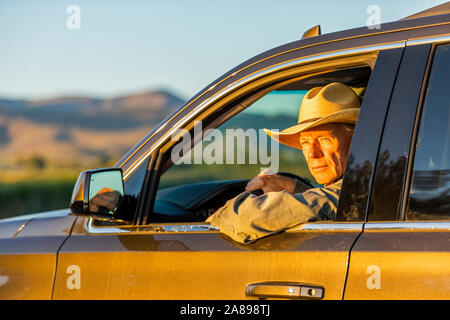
[0,90,185,166]
[0,90,185,130]
[0,90,298,167]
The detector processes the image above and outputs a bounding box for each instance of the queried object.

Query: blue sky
[0,0,445,100]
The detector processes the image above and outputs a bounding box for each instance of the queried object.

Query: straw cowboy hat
[264,82,360,150]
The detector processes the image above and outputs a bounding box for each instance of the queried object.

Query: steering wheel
[251,172,314,196]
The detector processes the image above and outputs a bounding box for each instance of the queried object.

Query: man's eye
[300,140,310,145]
[318,137,331,143]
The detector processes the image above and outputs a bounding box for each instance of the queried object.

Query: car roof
[401,2,450,20]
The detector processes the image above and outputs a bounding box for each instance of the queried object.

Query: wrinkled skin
[245,123,353,193]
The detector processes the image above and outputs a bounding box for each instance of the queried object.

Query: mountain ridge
[0,90,185,166]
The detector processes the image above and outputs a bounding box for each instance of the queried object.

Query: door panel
[345,43,450,299]
[52,218,361,299]
[0,212,76,299]
[344,223,450,299]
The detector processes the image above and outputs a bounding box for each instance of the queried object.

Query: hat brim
[264,108,359,149]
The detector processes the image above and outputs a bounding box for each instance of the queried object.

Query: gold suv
[0,4,449,300]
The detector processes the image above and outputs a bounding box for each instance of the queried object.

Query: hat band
[298,117,321,125]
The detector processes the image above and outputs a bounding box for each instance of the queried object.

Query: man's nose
[307,141,323,158]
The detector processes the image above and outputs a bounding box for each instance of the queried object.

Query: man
[206,82,360,244]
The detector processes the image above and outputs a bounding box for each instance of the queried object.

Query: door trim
[84,218,363,235]
[364,221,450,232]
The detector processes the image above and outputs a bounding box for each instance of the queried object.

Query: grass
[0,168,79,219]
[0,150,315,220]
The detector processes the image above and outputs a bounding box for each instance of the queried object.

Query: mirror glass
[88,170,124,215]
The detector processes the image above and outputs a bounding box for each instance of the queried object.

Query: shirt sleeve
[293,178,313,194]
[206,179,342,244]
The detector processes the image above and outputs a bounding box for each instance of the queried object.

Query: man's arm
[206,179,342,244]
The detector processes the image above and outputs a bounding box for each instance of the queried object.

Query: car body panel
[344,36,450,299]
[344,222,450,299]
[52,217,362,299]
[0,219,30,239]
[0,209,76,299]
[408,23,450,43]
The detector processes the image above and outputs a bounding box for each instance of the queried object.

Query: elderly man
[206,82,360,244]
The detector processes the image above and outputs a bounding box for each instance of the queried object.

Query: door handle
[246,282,324,300]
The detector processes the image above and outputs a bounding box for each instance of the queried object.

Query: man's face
[299,123,353,185]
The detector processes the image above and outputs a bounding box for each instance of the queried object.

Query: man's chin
[312,173,337,185]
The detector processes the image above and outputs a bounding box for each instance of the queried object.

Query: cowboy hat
[264,82,360,149]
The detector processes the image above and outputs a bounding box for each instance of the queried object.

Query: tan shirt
[206,179,342,244]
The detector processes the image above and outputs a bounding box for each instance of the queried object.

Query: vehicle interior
[150,66,373,223]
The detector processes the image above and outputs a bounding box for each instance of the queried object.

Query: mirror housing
[70,167,125,220]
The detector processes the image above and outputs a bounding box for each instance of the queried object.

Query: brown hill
[0,90,185,166]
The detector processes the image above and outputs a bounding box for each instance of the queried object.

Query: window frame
[403,42,450,221]
[365,43,433,222]
[365,41,450,223]
[337,47,405,222]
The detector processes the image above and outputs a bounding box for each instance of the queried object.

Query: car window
[158,89,315,189]
[158,67,371,190]
[147,67,372,223]
[406,44,450,220]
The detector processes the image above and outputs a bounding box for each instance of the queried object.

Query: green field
[0,169,78,219]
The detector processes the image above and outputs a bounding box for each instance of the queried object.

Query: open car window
[150,66,372,223]
[159,89,314,188]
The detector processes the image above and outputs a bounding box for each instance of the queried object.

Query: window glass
[406,44,450,220]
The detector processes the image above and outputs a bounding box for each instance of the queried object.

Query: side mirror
[70,168,124,219]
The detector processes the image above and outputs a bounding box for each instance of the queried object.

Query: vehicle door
[52,45,403,300]
[344,41,450,299]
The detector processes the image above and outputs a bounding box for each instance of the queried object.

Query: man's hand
[89,187,120,213]
[245,170,296,194]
